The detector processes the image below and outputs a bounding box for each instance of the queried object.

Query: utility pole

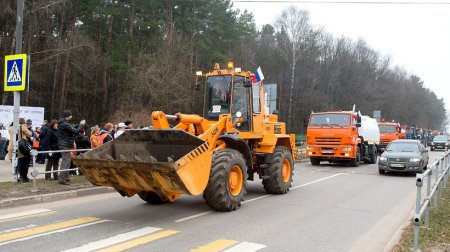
[12,0,25,182]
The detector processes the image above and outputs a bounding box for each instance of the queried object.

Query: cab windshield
[433,135,448,141]
[379,125,396,133]
[386,142,419,153]
[309,113,351,126]
[204,75,232,120]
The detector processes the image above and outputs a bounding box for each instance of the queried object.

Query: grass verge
[392,181,450,251]
[0,175,94,199]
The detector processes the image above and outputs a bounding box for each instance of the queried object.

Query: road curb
[0,187,116,208]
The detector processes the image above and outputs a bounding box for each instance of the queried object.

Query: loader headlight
[196,71,202,76]
[236,111,242,118]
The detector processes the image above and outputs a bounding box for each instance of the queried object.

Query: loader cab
[204,73,252,131]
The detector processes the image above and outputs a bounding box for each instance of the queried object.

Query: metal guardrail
[413,150,450,251]
[28,148,92,192]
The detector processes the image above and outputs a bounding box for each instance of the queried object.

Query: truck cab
[306,111,379,167]
[377,122,400,153]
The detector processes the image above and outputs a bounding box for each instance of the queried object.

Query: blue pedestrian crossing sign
[4,54,27,91]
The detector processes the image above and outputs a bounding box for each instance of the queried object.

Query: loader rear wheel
[263,146,293,194]
[203,148,247,211]
[138,191,168,205]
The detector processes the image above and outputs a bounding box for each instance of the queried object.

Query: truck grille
[380,140,391,145]
[315,137,342,145]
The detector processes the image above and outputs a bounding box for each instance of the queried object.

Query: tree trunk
[288,53,296,130]
[50,11,65,118]
[102,1,114,120]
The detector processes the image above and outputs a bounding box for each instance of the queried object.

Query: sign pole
[12,0,25,182]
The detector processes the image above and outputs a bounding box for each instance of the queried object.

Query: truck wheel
[369,146,377,164]
[203,148,247,211]
[138,191,168,204]
[350,147,360,167]
[310,157,320,166]
[263,146,294,194]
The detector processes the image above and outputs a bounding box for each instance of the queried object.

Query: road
[0,150,443,252]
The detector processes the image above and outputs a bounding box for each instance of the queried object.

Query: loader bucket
[73,129,212,202]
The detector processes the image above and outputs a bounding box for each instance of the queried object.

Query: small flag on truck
[252,66,265,83]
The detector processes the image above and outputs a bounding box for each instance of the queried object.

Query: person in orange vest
[99,123,114,144]
[90,125,101,148]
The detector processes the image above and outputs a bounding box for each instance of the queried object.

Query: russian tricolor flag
[252,66,265,83]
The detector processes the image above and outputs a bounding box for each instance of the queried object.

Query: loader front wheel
[263,146,293,194]
[203,148,247,211]
[138,191,168,205]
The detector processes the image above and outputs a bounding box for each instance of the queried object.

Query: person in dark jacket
[38,120,50,164]
[74,128,91,176]
[57,110,85,185]
[0,133,9,160]
[45,119,61,180]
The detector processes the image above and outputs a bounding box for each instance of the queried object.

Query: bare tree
[275,6,310,129]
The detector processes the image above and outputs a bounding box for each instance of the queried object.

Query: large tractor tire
[263,146,294,194]
[138,191,168,205]
[350,147,361,167]
[203,148,247,211]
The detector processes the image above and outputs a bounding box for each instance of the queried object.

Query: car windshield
[433,135,448,141]
[309,113,351,126]
[379,125,396,133]
[386,142,419,153]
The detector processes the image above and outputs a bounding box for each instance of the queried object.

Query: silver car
[378,140,429,174]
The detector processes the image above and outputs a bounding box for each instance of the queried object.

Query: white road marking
[0,225,37,235]
[291,173,344,190]
[62,227,161,252]
[0,209,52,221]
[224,242,267,252]
[0,220,109,247]
[174,211,213,223]
[242,195,269,204]
[175,174,344,222]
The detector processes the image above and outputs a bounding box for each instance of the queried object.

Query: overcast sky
[232,0,450,126]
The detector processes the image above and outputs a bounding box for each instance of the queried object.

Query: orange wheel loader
[73,62,297,211]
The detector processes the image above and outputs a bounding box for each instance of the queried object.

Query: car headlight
[379,156,387,161]
[431,142,435,145]
[409,158,420,162]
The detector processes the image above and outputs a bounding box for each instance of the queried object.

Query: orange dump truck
[377,122,401,153]
[306,111,380,167]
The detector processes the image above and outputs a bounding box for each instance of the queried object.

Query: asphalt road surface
[0,149,444,252]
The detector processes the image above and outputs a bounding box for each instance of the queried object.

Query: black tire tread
[203,148,247,211]
[138,191,168,204]
[310,157,320,166]
[263,146,294,194]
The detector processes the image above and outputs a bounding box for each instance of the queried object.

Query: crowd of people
[7,109,135,184]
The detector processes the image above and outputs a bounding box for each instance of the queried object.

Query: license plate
[390,163,405,168]
[321,150,334,154]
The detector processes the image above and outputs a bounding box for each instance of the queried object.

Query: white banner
[0,105,45,130]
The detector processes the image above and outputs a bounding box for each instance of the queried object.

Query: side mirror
[303,116,309,128]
